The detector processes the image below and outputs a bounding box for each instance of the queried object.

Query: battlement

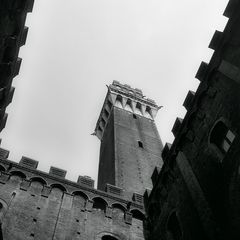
[95,80,161,140]
[0,148,144,212]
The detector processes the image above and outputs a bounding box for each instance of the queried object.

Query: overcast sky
[1,0,229,185]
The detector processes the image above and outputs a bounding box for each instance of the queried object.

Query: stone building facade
[0,0,240,239]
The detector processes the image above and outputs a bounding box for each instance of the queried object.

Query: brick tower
[95,81,163,194]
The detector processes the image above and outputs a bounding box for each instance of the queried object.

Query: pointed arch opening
[135,102,142,115]
[125,98,133,112]
[115,95,123,108]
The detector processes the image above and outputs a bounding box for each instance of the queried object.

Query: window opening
[133,114,137,119]
[138,141,143,148]
[210,121,235,153]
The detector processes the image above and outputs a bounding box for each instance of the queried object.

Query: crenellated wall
[0,148,145,239]
[145,1,240,240]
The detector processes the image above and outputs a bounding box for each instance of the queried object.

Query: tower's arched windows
[210,121,235,153]
[167,211,182,240]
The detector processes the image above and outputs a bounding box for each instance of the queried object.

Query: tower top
[95,80,161,140]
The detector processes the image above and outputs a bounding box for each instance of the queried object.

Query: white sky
[1,0,229,185]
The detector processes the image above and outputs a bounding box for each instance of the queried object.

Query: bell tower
[95,81,163,194]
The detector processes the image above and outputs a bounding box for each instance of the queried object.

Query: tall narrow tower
[95,81,163,194]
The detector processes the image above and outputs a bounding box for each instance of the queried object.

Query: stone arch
[29,177,47,195]
[96,231,123,240]
[135,102,142,115]
[50,183,67,192]
[112,203,126,212]
[131,209,145,221]
[115,94,123,108]
[92,197,108,212]
[72,191,89,200]
[112,203,126,221]
[145,105,152,118]
[9,171,26,185]
[125,98,133,112]
[72,191,89,209]
[50,183,66,200]
[9,170,26,179]
[30,177,47,186]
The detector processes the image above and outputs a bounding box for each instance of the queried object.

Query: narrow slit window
[138,141,143,148]
[133,114,137,119]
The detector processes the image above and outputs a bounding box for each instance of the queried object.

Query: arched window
[112,203,126,221]
[210,121,235,153]
[92,197,107,212]
[167,211,182,240]
[72,191,88,209]
[102,236,118,240]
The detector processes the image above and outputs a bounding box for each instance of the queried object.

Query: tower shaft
[95,81,163,194]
